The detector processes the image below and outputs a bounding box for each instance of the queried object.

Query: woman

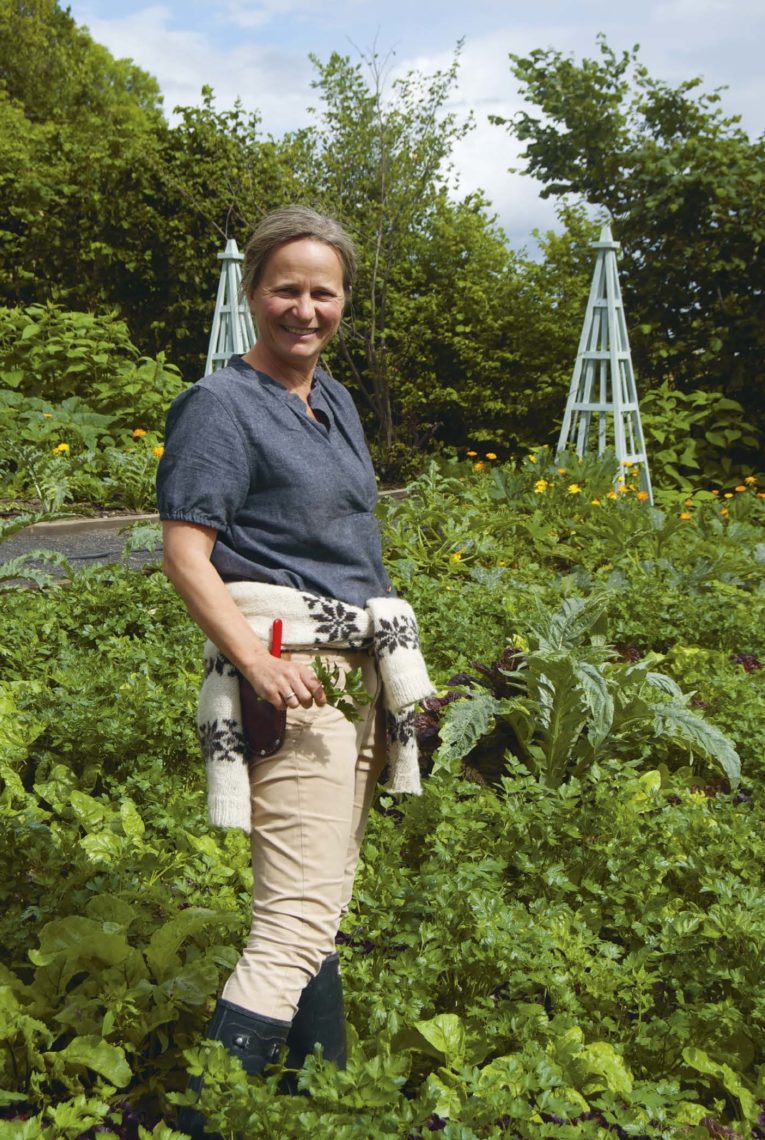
[157,206,431,1132]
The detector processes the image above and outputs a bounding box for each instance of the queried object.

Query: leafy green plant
[430,594,740,790]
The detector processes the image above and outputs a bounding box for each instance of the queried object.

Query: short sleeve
[156,385,250,530]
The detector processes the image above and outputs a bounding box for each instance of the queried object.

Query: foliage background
[2,460,765,1137]
[0,2,763,481]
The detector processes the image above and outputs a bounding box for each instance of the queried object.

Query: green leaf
[682,1046,757,1122]
[414,1013,466,1068]
[48,1036,131,1087]
[652,702,740,787]
[146,908,238,980]
[432,692,498,771]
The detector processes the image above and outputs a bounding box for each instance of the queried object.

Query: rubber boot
[178,999,291,1138]
[281,952,347,1095]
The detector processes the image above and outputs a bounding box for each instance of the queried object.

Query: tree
[492,37,765,441]
[306,47,477,454]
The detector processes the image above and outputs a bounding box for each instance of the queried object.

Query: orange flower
[485,452,497,460]
[606,490,618,500]
[720,507,729,517]
[558,467,568,475]
[153,445,165,458]
[734,485,747,493]
[637,491,650,502]
[132,428,147,438]
[679,511,692,520]
[466,450,477,457]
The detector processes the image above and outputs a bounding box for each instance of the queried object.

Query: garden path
[0,513,161,578]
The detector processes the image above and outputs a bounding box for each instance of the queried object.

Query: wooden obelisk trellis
[205,238,256,374]
[557,225,653,503]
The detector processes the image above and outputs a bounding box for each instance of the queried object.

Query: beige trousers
[221,649,387,1021]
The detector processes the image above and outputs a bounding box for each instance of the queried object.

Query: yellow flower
[527,454,537,463]
[473,461,485,472]
[744,475,757,485]
[51,442,70,454]
[591,498,601,505]
[153,445,165,458]
[621,459,631,467]
[607,490,618,500]
[534,479,549,493]
[567,483,582,494]
[42,412,53,418]
[734,484,747,493]
[451,551,462,562]
[132,428,147,438]
[618,484,629,494]
[466,450,477,457]
[720,507,729,516]
[558,467,568,475]
[637,491,650,502]
[679,511,692,520]
[485,452,497,460]
[757,492,765,499]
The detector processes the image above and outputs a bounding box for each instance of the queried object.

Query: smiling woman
[155,205,432,1135]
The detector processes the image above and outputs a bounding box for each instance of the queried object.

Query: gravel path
[0,514,162,580]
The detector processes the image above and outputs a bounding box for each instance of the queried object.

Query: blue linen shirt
[156,355,394,608]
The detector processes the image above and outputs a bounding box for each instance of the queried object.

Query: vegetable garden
[2,453,765,1138]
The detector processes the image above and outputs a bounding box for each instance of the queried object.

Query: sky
[67,0,765,250]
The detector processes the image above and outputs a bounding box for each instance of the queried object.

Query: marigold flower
[473,461,485,472]
[618,484,629,494]
[757,493,765,499]
[534,479,549,493]
[679,511,692,520]
[723,492,733,499]
[567,483,582,494]
[720,507,729,516]
[558,467,568,475]
[466,450,477,457]
[485,452,497,460]
[451,551,462,562]
[51,442,70,454]
[153,445,165,458]
[132,428,147,438]
[591,498,601,505]
[735,485,747,493]
[527,454,537,463]
[607,491,618,500]
[621,459,631,467]
[637,491,650,502]
[744,475,757,485]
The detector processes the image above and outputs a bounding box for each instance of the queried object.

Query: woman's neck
[242,346,315,397]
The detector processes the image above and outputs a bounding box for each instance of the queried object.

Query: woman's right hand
[242,650,326,711]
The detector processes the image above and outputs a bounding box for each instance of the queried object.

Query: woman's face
[249,238,345,374]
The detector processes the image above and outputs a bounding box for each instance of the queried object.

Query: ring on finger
[283,690,297,702]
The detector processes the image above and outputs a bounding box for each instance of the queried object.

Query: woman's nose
[293,292,314,321]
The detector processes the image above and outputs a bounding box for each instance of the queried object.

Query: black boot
[281,952,347,1095]
[178,999,291,1138]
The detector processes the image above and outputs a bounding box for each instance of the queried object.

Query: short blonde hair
[241,206,356,296]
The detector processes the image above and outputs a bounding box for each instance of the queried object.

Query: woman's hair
[241,206,356,296]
